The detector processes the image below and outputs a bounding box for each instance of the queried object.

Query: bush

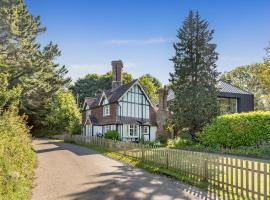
[200,111,270,149]
[167,137,194,148]
[104,130,119,140]
[0,111,36,199]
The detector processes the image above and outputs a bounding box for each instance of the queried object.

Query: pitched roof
[218,81,252,95]
[164,81,252,104]
[85,79,138,108]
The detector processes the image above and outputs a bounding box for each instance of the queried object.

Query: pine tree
[169,10,219,139]
[0,0,70,128]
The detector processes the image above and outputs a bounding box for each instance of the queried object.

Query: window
[86,110,91,118]
[219,98,238,114]
[103,105,110,116]
[103,125,111,133]
[129,125,137,137]
[141,126,148,134]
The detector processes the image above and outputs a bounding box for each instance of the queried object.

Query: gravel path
[32,139,212,200]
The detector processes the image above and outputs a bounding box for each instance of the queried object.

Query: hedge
[199,111,270,149]
[0,111,36,200]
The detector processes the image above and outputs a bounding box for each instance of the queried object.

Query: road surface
[32,139,211,200]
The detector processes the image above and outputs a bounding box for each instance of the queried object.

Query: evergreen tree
[0,0,70,128]
[169,10,219,139]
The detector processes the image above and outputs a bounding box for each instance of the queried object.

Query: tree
[265,41,270,60]
[221,61,270,110]
[139,74,161,102]
[169,10,219,140]
[0,0,70,128]
[43,90,81,135]
[71,72,133,106]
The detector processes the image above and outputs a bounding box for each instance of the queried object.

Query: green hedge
[0,111,36,200]
[104,130,120,140]
[200,111,270,149]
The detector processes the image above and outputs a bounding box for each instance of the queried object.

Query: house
[82,60,157,141]
[156,80,254,135]
[82,59,254,141]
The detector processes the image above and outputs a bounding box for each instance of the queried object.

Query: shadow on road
[35,139,98,156]
[64,164,216,200]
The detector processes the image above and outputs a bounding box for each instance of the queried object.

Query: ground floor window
[129,125,138,137]
[103,125,111,133]
[219,97,238,114]
[140,126,149,134]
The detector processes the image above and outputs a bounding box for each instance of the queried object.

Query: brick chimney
[158,87,168,111]
[156,86,170,138]
[111,60,123,89]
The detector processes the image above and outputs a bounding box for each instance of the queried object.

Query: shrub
[104,130,119,140]
[199,111,270,149]
[167,137,194,148]
[0,111,36,199]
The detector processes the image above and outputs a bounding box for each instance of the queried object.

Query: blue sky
[25,0,270,84]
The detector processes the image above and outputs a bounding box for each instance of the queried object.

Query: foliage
[0,0,70,129]
[104,130,120,140]
[0,72,21,110]
[169,10,219,139]
[221,60,270,110]
[139,74,161,102]
[70,72,133,106]
[200,111,270,149]
[167,137,194,148]
[0,110,36,200]
[43,90,81,135]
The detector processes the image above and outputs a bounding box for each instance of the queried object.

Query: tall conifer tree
[169,10,219,139]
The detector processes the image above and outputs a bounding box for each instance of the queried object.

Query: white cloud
[105,37,172,45]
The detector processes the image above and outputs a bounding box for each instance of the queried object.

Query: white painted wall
[93,126,102,136]
[118,84,150,119]
[150,126,157,141]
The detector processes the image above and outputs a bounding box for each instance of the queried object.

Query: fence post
[166,149,169,169]
[204,158,208,182]
[142,145,145,161]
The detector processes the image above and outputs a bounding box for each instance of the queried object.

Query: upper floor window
[103,105,110,116]
[86,110,91,118]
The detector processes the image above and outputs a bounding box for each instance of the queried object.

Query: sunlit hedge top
[200,111,270,148]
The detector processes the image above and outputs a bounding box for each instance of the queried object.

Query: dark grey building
[217,81,254,113]
[165,80,254,114]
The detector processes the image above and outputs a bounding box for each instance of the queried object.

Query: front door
[140,126,150,141]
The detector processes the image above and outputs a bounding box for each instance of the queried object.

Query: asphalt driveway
[32,139,212,200]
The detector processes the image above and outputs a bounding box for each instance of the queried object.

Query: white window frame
[141,126,148,134]
[129,125,138,137]
[103,105,110,116]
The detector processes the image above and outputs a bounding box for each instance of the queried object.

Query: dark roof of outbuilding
[218,81,252,95]
[164,81,252,104]
[85,79,138,108]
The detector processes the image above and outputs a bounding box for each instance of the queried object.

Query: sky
[25,0,270,84]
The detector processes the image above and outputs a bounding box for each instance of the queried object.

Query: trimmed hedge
[0,111,36,199]
[104,130,120,140]
[200,111,270,149]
